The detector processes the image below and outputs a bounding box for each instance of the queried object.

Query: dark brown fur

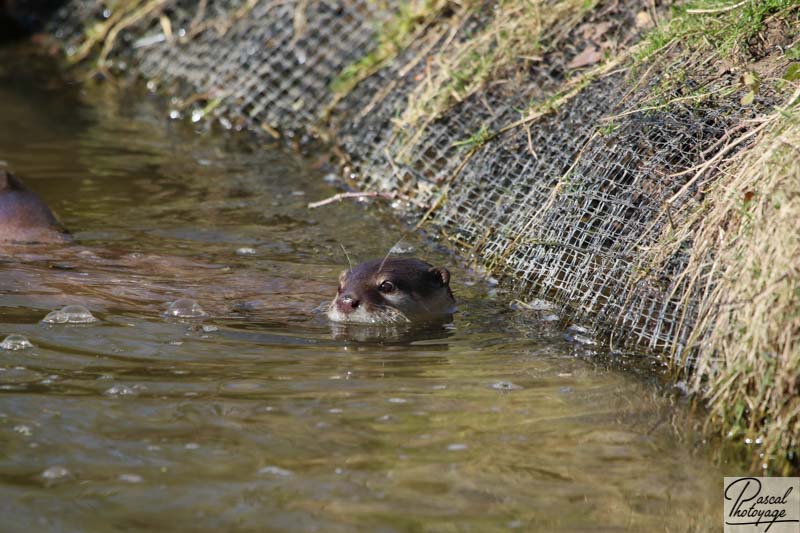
[328,258,455,324]
[0,170,69,243]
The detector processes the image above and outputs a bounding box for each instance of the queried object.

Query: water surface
[0,44,728,531]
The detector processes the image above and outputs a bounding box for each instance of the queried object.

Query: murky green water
[0,44,731,531]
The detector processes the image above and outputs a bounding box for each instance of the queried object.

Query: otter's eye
[378,280,395,293]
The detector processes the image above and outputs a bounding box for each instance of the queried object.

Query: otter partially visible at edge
[327,257,456,325]
[0,169,69,243]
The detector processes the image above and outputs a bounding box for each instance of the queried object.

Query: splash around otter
[327,257,456,325]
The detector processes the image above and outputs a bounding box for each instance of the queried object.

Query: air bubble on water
[164,298,207,318]
[491,381,523,391]
[572,334,596,345]
[42,305,98,324]
[191,109,204,123]
[105,384,136,397]
[447,443,468,451]
[169,109,181,120]
[523,299,556,311]
[118,473,143,483]
[389,244,416,255]
[567,324,590,334]
[1,334,34,350]
[258,465,293,477]
[14,424,32,436]
[185,443,200,450]
[41,466,70,480]
[236,247,256,256]
[295,49,307,65]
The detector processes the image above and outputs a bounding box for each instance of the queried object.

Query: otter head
[0,170,69,243]
[327,258,456,324]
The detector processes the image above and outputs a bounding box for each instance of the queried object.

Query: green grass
[329,1,452,97]
[635,0,799,68]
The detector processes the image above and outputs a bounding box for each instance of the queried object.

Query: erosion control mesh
[49,1,794,395]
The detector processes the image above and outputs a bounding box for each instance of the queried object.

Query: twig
[665,117,773,206]
[600,85,733,123]
[414,146,479,229]
[685,0,747,14]
[189,0,208,31]
[98,0,169,67]
[308,191,397,209]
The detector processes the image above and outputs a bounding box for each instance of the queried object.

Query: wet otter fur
[328,258,455,324]
[0,169,69,243]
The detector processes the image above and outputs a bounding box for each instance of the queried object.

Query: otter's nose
[336,295,359,313]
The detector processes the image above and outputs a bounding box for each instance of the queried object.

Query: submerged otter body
[0,170,69,243]
[327,258,456,324]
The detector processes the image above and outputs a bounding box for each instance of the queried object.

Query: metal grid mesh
[48,0,773,357]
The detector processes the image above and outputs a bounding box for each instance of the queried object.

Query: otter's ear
[429,266,450,286]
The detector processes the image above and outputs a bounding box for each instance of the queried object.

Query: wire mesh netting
[48,0,777,361]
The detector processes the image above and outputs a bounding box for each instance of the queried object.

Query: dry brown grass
[634,81,800,471]
[395,0,592,159]
[683,87,800,473]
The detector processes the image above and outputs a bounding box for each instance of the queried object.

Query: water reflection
[328,321,455,346]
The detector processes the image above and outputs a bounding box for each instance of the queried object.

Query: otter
[327,258,456,324]
[0,169,69,243]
